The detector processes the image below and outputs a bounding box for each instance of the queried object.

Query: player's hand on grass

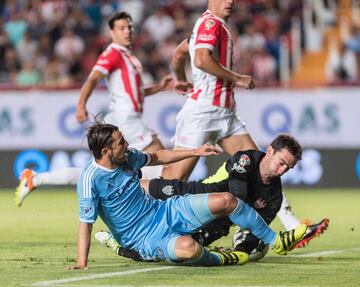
[194,144,221,157]
[235,75,255,90]
[174,79,193,95]
[76,105,88,123]
[66,265,88,270]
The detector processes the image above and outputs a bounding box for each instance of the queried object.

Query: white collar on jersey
[111,43,131,54]
[92,158,120,172]
[205,9,227,24]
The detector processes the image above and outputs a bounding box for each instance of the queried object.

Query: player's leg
[168,235,248,266]
[218,133,258,156]
[188,193,307,255]
[277,192,301,230]
[15,167,81,207]
[217,114,259,155]
[161,104,215,180]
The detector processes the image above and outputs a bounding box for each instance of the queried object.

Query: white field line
[31,266,176,287]
[286,247,360,258]
[31,247,360,287]
[46,285,318,287]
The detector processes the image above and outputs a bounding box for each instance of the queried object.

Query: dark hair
[108,11,132,29]
[270,134,302,162]
[87,120,119,159]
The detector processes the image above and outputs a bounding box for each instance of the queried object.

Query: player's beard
[109,151,128,166]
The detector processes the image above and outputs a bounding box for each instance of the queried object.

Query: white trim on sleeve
[93,65,109,75]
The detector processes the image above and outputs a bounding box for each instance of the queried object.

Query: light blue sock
[185,246,222,266]
[228,199,276,246]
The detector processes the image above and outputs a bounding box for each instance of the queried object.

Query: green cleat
[95,231,120,251]
[210,250,249,265]
[272,223,307,255]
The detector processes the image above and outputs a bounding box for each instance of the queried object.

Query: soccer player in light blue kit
[67,121,307,270]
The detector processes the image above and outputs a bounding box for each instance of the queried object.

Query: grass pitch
[0,188,359,287]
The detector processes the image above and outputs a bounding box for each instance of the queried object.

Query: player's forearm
[172,39,189,81]
[78,79,97,107]
[150,149,200,165]
[76,222,92,268]
[143,84,161,96]
[195,53,239,83]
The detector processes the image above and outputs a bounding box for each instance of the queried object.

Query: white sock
[33,167,81,187]
[277,192,301,230]
[140,165,163,180]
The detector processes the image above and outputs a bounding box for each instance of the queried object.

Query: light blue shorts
[137,193,215,261]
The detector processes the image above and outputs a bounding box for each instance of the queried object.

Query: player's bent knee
[208,192,237,216]
[174,236,201,260]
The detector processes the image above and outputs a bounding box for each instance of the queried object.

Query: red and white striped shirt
[94,43,144,113]
[189,10,235,108]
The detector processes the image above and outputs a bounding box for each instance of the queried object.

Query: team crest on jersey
[205,19,215,30]
[84,206,94,217]
[162,185,174,196]
[231,154,250,173]
[156,247,165,260]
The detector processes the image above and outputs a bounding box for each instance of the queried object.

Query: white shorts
[173,99,248,148]
[104,110,155,150]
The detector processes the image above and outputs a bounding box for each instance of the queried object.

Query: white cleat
[15,169,36,207]
[95,231,119,250]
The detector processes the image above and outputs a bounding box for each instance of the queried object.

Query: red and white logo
[231,154,251,173]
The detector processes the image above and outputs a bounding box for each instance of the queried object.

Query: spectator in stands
[15,61,41,87]
[54,27,85,63]
[325,42,358,83]
[144,6,175,42]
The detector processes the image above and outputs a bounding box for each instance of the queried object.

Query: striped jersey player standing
[162,0,257,181]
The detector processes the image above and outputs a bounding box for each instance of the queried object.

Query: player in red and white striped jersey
[162,0,257,181]
[77,11,173,153]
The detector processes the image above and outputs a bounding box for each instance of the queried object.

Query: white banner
[0,87,359,149]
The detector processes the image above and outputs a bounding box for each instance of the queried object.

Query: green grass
[1,188,359,287]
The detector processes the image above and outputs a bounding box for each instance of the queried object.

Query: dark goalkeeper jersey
[224,149,283,224]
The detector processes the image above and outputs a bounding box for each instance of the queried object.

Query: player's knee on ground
[208,192,237,217]
[174,236,202,260]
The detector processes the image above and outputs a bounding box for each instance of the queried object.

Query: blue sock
[185,246,222,266]
[228,199,276,246]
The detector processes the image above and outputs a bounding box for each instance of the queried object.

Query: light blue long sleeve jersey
[77,148,204,260]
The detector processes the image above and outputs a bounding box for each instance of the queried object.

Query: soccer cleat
[15,168,36,207]
[95,231,119,251]
[210,250,249,265]
[272,223,307,255]
[292,218,330,250]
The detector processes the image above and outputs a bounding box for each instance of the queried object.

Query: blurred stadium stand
[1,1,360,188]
[1,0,359,88]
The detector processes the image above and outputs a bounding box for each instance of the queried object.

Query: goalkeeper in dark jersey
[96,134,329,261]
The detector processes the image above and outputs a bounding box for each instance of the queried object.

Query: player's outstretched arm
[148,144,220,166]
[67,222,93,270]
[76,70,105,123]
[143,75,174,96]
